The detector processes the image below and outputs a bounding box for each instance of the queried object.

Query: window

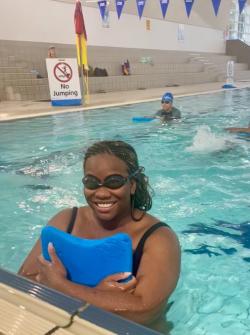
[228,0,250,45]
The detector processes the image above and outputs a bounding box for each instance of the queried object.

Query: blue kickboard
[41,226,132,287]
[237,132,250,137]
[132,116,155,123]
[236,132,250,141]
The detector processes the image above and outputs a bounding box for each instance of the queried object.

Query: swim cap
[162,92,173,103]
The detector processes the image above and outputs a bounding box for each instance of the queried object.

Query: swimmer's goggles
[82,168,143,190]
[161,99,172,104]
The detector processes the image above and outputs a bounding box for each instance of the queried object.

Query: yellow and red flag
[74,0,89,103]
[74,0,88,69]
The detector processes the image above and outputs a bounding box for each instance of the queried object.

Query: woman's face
[83,153,136,222]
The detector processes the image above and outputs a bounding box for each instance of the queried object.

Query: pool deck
[0,81,250,122]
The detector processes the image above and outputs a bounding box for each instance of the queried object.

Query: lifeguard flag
[74,0,88,69]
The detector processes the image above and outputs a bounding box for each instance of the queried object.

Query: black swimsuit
[67,207,170,276]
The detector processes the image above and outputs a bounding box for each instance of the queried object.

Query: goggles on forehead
[82,168,142,190]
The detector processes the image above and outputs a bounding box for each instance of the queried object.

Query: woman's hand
[36,242,67,288]
[97,272,137,294]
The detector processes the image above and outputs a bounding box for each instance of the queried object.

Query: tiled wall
[1,40,248,101]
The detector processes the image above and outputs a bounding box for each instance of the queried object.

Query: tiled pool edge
[0,267,161,335]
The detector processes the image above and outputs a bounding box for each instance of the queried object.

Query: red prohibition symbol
[54,62,73,83]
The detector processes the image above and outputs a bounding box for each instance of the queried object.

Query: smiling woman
[18,140,181,330]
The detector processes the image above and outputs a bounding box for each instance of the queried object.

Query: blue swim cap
[162,92,173,103]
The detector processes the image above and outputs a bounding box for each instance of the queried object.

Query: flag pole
[78,34,85,104]
[75,0,89,104]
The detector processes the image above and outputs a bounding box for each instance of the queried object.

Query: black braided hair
[84,140,152,212]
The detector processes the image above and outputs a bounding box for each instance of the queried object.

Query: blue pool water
[0,88,250,335]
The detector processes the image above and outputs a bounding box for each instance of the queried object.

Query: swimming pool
[0,88,249,335]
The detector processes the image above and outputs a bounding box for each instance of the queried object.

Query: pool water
[0,89,250,335]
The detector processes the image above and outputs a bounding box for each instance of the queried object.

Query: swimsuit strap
[66,210,169,277]
[133,222,170,276]
[67,207,78,234]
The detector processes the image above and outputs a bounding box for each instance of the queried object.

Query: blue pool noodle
[41,226,132,287]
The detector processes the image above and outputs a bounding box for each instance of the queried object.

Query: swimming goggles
[82,169,142,190]
[161,100,171,104]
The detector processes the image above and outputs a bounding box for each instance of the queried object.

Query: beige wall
[54,0,233,29]
[0,0,229,53]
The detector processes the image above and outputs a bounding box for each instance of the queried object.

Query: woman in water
[19,140,180,329]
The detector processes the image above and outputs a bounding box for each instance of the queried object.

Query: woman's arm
[36,226,181,325]
[120,226,181,323]
[225,127,250,133]
[18,208,73,280]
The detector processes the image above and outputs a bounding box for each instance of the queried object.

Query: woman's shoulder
[141,213,167,227]
[48,206,88,231]
[142,214,179,245]
[48,208,74,231]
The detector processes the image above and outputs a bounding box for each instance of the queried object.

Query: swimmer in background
[155,92,181,122]
[144,92,181,122]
